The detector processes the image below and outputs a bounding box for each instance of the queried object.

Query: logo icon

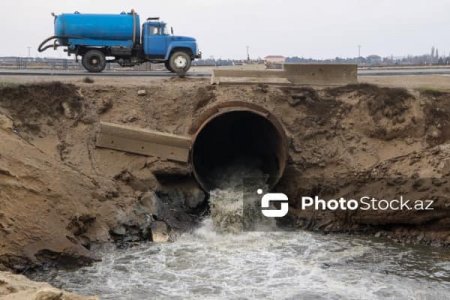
[258,189,289,218]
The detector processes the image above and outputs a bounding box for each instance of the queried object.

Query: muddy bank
[0,82,206,272]
[0,271,97,299]
[275,84,450,245]
[0,80,449,273]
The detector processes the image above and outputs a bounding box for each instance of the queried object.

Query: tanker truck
[38,10,201,74]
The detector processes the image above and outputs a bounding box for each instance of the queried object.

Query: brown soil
[0,81,205,272]
[0,271,97,299]
[0,79,449,274]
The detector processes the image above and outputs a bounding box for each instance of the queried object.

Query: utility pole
[246,46,250,63]
[357,45,361,65]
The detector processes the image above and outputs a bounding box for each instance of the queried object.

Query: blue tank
[55,12,141,48]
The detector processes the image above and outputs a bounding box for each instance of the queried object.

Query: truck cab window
[150,26,160,35]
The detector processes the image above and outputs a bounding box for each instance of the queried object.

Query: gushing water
[209,163,274,233]
[32,222,450,299]
[31,164,450,299]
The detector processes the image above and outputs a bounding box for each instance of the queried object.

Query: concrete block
[283,63,358,85]
[211,64,358,86]
[96,122,192,162]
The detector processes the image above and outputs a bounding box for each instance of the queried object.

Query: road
[1,67,450,78]
[0,69,210,78]
[358,68,450,76]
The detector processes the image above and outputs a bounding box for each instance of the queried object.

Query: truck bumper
[195,51,202,59]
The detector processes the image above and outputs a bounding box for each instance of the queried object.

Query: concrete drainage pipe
[190,101,288,192]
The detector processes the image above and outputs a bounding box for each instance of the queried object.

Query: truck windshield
[163,25,172,35]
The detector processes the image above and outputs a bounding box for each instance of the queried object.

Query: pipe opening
[192,109,287,192]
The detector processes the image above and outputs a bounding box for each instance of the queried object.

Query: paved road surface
[0,69,210,77]
[359,68,450,76]
[1,68,450,77]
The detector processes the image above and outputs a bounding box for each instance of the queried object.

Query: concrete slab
[211,64,357,86]
[96,122,192,162]
[211,69,289,85]
[283,64,357,85]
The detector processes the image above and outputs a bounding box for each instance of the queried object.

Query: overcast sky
[1,0,449,59]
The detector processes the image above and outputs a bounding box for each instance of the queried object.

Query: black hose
[38,36,61,52]
[38,35,84,52]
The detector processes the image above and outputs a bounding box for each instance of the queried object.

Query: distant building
[366,55,382,65]
[264,55,286,69]
[264,55,286,64]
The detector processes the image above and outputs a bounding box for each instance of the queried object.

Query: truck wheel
[169,51,191,76]
[82,50,106,73]
[165,61,175,73]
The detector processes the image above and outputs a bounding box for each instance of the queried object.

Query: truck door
[144,25,167,57]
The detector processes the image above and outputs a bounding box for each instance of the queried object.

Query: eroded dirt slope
[0,82,206,272]
[0,80,449,273]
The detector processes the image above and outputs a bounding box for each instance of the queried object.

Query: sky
[0,0,449,59]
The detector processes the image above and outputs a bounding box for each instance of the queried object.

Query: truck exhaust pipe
[97,102,288,192]
[190,102,288,192]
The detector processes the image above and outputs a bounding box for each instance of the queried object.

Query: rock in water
[139,191,161,217]
[151,221,169,243]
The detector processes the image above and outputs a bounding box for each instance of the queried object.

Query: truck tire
[82,50,106,73]
[169,51,191,76]
[165,61,176,73]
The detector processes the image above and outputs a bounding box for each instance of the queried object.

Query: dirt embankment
[0,271,96,299]
[0,82,206,273]
[0,80,449,275]
[275,84,450,245]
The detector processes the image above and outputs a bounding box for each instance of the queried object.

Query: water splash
[28,163,450,299]
[208,162,275,233]
[31,226,450,299]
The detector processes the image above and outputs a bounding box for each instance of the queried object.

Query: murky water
[208,168,273,234]
[33,219,450,299]
[31,165,450,299]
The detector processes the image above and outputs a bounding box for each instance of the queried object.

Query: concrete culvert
[191,102,288,192]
